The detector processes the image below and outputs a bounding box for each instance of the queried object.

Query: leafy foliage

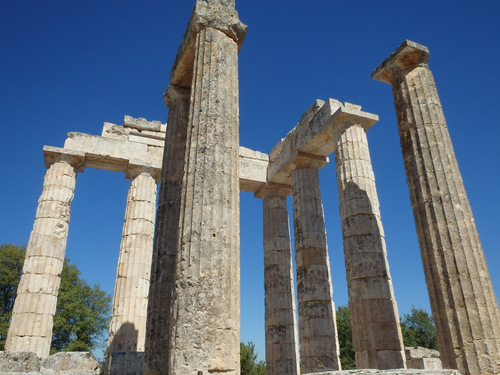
[0,244,25,350]
[336,305,356,369]
[0,244,111,353]
[240,341,266,375]
[400,306,438,350]
[51,259,111,353]
[335,305,438,369]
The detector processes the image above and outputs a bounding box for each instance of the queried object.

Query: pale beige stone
[373,40,500,375]
[290,156,341,373]
[144,2,246,372]
[144,85,191,375]
[333,118,405,369]
[107,167,159,369]
[6,151,83,358]
[256,185,300,375]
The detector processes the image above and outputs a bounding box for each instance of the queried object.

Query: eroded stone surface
[144,2,243,372]
[259,185,299,375]
[305,370,459,375]
[0,352,99,375]
[405,347,442,370]
[0,352,40,372]
[291,156,340,373]
[107,168,159,369]
[334,119,405,369]
[41,352,99,374]
[373,40,500,375]
[5,151,83,358]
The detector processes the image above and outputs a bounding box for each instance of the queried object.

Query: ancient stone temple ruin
[2,1,499,375]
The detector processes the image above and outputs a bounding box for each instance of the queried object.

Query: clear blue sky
[1,0,499,361]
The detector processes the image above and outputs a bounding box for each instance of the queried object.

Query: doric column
[106,164,160,374]
[144,1,247,372]
[6,147,84,358]
[144,85,191,374]
[290,154,341,373]
[333,117,405,369]
[372,40,500,375]
[256,184,299,375]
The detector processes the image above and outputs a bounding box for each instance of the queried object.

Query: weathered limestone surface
[291,156,341,373]
[0,351,40,372]
[405,347,442,370]
[5,149,84,358]
[0,351,99,374]
[239,146,268,193]
[304,370,460,375]
[107,167,160,371]
[333,117,405,369]
[268,99,406,371]
[167,26,241,375]
[256,185,299,375]
[41,352,99,374]
[106,352,144,375]
[144,85,191,374]
[373,40,500,375]
[64,121,267,193]
[145,1,246,372]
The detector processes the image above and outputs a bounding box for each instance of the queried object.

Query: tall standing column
[6,147,84,358]
[144,85,191,374]
[333,119,405,369]
[144,1,247,372]
[106,165,160,374]
[372,40,500,375]
[291,155,341,373]
[256,185,299,375]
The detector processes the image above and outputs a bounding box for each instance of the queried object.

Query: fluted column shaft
[291,156,340,373]
[143,86,191,374]
[159,26,241,375]
[6,153,83,358]
[373,41,500,375]
[258,186,299,375]
[108,169,159,357]
[334,122,405,369]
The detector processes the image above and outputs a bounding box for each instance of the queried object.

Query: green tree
[0,244,111,353]
[336,305,356,369]
[51,259,111,353]
[0,244,26,350]
[400,306,438,350]
[240,341,266,375]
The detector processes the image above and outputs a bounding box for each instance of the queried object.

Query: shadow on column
[105,322,142,375]
[340,180,406,369]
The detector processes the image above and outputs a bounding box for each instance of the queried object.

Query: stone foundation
[405,347,442,370]
[306,370,459,375]
[0,351,99,375]
[105,352,144,375]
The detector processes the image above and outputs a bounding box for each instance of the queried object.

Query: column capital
[255,182,292,200]
[372,40,430,84]
[126,161,162,183]
[43,146,85,172]
[163,85,191,109]
[170,0,247,88]
[332,102,379,134]
[290,152,328,171]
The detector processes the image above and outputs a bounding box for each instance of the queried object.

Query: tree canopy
[336,305,356,369]
[0,244,25,349]
[0,244,111,353]
[400,306,438,350]
[335,304,438,369]
[240,341,266,375]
